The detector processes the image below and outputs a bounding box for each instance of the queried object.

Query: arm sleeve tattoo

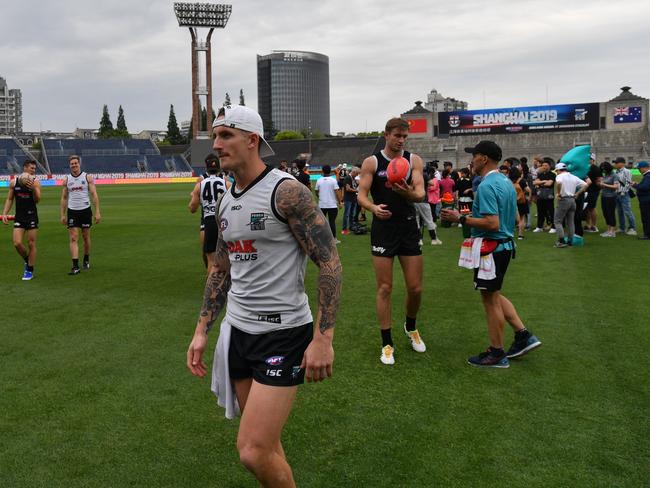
[275,179,342,334]
[199,235,231,333]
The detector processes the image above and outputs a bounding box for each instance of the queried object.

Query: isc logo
[266,369,283,377]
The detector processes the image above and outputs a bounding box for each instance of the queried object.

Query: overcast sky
[2,0,649,134]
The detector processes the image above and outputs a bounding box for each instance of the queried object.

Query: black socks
[381,329,393,347]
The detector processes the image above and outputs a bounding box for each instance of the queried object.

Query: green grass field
[1,183,648,487]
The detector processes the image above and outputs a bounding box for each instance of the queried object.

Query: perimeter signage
[439,103,600,136]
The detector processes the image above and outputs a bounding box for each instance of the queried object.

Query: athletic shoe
[506,334,542,359]
[626,229,637,236]
[518,235,524,240]
[548,228,557,234]
[380,345,395,365]
[592,226,599,233]
[532,227,543,233]
[418,239,423,246]
[68,267,81,275]
[467,349,509,368]
[600,232,615,238]
[403,324,426,353]
[431,239,442,245]
[458,223,462,228]
[554,241,567,248]
[21,270,33,281]
[82,261,90,270]
[341,230,349,235]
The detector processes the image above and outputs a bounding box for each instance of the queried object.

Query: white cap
[555,162,567,171]
[212,105,275,159]
[590,153,596,160]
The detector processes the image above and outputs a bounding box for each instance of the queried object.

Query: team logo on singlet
[220,218,228,231]
[449,115,460,128]
[249,212,266,231]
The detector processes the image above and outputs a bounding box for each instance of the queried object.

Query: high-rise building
[257,51,330,137]
[0,76,23,135]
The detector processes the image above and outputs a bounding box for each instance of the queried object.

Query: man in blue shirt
[442,141,541,368]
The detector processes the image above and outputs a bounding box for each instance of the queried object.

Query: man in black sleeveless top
[2,160,41,280]
[358,117,427,365]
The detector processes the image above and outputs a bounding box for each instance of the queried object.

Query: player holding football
[60,155,101,275]
[186,105,342,487]
[357,117,427,365]
[2,160,41,280]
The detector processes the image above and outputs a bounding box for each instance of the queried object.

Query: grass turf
[1,183,648,487]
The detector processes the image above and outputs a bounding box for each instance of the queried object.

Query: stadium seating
[41,138,192,174]
[0,137,43,175]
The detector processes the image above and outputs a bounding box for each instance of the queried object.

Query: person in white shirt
[613,157,637,235]
[315,165,341,240]
[552,163,587,248]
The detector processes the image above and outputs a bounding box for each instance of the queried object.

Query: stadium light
[173,2,232,143]
[173,2,232,28]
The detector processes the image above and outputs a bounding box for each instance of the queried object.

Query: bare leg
[500,295,525,332]
[12,228,28,260]
[372,256,394,329]
[397,255,423,319]
[69,227,79,260]
[26,229,37,267]
[200,230,207,268]
[480,290,506,349]
[81,228,91,256]
[235,381,297,488]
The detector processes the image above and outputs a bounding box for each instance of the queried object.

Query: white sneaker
[431,239,442,245]
[418,239,423,246]
[532,227,543,233]
[600,232,615,238]
[626,229,637,236]
[380,345,395,365]
[548,228,557,234]
[458,223,463,228]
[404,324,426,353]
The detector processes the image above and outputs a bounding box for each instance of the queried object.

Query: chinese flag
[408,118,427,133]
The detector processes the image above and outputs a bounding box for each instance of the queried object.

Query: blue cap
[637,161,649,169]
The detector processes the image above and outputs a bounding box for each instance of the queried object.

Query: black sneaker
[468,348,509,368]
[506,334,542,358]
[82,261,90,270]
[68,267,81,276]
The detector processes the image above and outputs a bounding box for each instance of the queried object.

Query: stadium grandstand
[0,136,45,175]
[41,138,192,175]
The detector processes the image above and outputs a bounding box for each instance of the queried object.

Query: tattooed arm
[187,235,231,377]
[275,178,342,382]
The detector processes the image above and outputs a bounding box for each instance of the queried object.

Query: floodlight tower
[173,2,232,140]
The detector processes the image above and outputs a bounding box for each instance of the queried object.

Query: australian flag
[613,106,642,123]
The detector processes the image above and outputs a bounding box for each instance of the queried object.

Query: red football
[387,157,410,184]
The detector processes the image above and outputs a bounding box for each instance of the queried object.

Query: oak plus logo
[227,239,258,261]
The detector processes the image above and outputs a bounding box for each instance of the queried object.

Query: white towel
[458,237,497,280]
[210,319,240,419]
[458,237,482,269]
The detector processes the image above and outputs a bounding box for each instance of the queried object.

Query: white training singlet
[66,172,91,210]
[200,174,227,218]
[218,167,313,334]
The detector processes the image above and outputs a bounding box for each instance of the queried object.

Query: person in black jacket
[631,161,650,240]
